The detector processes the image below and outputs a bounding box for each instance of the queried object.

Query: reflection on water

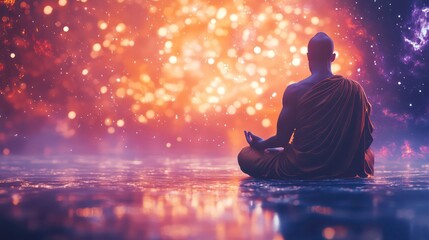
[0,156,428,239]
[240,169,429,240]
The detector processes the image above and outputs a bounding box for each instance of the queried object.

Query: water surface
[0,156,428,239]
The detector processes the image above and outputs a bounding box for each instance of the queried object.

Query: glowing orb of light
[68,111,76,120]
[43,5,53,15]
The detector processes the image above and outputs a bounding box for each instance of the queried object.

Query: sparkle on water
[0,156,428,239]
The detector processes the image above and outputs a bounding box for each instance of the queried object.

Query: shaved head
[307,32,334,62]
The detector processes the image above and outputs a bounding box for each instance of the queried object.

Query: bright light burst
[0,0,367,154]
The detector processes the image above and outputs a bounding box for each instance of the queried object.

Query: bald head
[307,32,334,62]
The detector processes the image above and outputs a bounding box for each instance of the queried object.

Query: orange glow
[43,5,53,15]
[68,111,76,120]
[136,176,276,238]
[76,207,103,217]
[323,227,336,239]
[58,0,67,7]
[11,193,21,205]
[0,0,369,154]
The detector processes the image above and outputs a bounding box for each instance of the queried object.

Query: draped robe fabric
[238,75,374,179]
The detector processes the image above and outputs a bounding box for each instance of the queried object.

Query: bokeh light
[2,0,423,157]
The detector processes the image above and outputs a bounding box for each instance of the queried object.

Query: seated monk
[238,32,374,179]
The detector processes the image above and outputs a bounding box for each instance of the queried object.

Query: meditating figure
[238,32,374,179]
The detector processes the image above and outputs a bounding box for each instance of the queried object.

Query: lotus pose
[238,32,374,179]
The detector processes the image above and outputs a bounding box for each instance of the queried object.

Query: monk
[238,32,374,179]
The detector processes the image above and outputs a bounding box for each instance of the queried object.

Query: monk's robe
[238,75,374,179]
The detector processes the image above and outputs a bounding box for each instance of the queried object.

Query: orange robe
[238,75,374,179]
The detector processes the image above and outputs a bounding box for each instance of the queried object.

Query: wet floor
[0,156,428,240]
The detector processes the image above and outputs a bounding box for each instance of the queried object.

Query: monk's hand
[244,131,264,150]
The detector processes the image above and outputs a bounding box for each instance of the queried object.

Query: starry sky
[0,0,428,160]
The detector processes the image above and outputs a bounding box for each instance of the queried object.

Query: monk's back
[285,75,373,178]
[238,32,374,179]
[288,74,334,104]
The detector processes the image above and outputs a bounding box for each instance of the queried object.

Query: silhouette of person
[238,32,374,179]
